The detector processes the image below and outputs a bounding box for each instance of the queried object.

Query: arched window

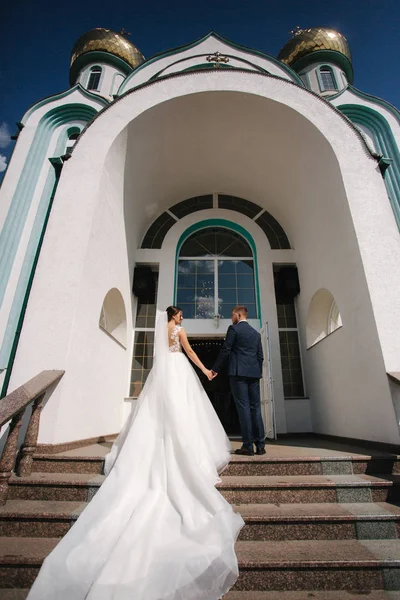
[99,288,127,347]
[87,66,102,91]
[318,66,338,92]
[176,227,257,320]
[306,289,343,348]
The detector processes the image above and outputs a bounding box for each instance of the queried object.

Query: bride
[27,306,244,599]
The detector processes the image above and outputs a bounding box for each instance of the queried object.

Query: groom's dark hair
[166,305,182,321]
[233,305,248,316]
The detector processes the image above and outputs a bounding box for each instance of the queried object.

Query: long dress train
[27,314,244,599]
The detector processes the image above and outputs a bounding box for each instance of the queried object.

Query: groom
[211,306,265,456]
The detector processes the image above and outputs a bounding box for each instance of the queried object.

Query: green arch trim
[22,84,108,124]
[118,30,303,94]
[338,103,400,231]
[329,85,400,123]
[0,104,98,369]
[174,219,262,326]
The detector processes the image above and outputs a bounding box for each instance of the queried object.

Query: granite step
[31,452,400,477]
[234,539,400,591]
[1,537,400,591]
[225,592,400,599]
[8,472,400,504]
[2,499,400,540]
[6,592,400,600]
[220,474,400,504]
[4,591,400,600]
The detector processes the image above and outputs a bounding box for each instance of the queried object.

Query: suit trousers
[229,376,265,451]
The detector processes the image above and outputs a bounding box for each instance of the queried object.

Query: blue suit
[212,321,265,451]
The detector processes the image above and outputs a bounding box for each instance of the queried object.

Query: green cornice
[0,103,98,370]
[22,84,108,124]
[339,103,400,231]
[69,51,133,86]
[291,49,353,84]
[118,30,303,94]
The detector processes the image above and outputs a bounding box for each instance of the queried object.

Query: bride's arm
[179,328,214,381]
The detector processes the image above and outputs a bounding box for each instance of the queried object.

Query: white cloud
[0,154,7,173]
[0,123,11,149]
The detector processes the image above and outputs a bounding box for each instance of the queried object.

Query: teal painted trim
[173,219,262,327]
[298,71,310,89]
[149,53,270,81]
[339,103,400,231]
[69,51,133,86]
[22,84,108,124]
[345,85,400,123]
[119,30,303,94]
[0,121,87,372]
[1,163,62,397]
[290,50,353,84]
[0,104,97,316]
[316,65,338,93]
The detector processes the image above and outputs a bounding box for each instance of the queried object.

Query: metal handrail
[0,370,65,505]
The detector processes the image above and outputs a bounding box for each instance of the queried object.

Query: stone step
[1,537,399,591]
[8,473,400,504]
[3,591,400,600]
[31,452,400,477]
[225,593,400,600]
[220,474,400,504]
[2,499,400,540]
[234,539,400,591]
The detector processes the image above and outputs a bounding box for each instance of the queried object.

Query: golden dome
[278,27,352,76]
[70,28,145,71]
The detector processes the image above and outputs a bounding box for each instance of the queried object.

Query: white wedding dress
[27,311,244,600]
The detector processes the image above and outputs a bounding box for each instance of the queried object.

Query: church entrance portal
[187,338,241,436]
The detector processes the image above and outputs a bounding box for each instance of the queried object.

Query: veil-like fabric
[27,309,243,600]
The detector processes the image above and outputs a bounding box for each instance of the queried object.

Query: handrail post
[0,411,23,506]
[17,392,45,477]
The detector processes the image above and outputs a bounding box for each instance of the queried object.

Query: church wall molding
[338,103,400,231]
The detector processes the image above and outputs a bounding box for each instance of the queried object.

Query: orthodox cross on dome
[290,26,303,36]
[119,28,131,37]
[206,51,229,68]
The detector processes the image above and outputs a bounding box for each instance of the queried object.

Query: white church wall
[7,72,400,445]
[0,122,82,362]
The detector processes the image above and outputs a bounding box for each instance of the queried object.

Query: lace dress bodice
[168,325,182,353]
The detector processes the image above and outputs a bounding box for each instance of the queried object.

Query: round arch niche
[99,288,127,347]
[306,288,343,349]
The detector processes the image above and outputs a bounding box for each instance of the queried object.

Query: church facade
[0,27,399,446]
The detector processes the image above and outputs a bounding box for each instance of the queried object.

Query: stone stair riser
[1,563,399,591]
[30,457,400,477]
[8,482,397,504]
[1,516,398,541]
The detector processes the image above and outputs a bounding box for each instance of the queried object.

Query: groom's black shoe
[256,448,266,455]
[234,447,254,456]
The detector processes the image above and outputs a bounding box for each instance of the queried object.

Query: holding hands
[203,369,218,381]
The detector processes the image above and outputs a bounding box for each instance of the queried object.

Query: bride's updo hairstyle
[166,306,182,322]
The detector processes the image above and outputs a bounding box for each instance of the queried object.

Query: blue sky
[1,0,400,176]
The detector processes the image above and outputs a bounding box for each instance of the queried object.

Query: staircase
[0,438,400,599]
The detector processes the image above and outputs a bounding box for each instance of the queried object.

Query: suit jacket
[212,321,264,379]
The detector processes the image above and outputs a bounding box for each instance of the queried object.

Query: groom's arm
[211,325,237,374]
